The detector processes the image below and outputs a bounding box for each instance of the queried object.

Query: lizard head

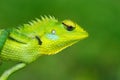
[37,16,88,55]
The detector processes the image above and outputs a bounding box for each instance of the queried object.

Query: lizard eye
[62,20,76,31]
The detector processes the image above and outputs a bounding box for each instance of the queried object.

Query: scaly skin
[0,16,88,80]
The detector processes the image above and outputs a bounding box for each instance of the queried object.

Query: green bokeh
[0,0,120,80]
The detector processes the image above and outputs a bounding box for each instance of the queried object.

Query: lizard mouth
[40,31,88,55]
[50,32,88,55]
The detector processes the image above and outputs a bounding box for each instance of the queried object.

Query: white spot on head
[51,29,56,34]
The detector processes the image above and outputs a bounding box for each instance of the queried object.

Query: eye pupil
[62,23,75,31]
[67,26,75,31]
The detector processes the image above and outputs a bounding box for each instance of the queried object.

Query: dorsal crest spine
[27,15,58,26]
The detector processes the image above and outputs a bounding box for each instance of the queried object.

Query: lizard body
[0,16,88,80]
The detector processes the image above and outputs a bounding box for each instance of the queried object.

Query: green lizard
[0,16,88,80]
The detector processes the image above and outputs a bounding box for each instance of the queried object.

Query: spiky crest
[16,15,58,32]
[28,15,57,26]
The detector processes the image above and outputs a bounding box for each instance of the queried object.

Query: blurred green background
[0,0,120,80]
